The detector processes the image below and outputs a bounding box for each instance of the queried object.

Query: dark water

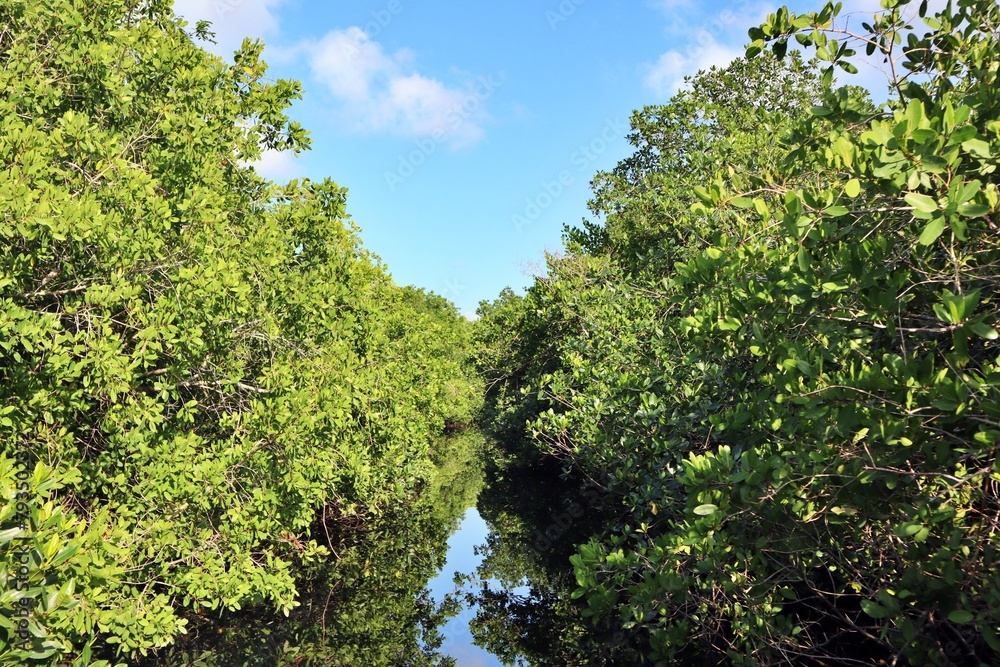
[131,435,620,667]
[445,458,637,666]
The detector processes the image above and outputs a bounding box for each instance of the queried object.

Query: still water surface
[134,438,604,665]
[427,508,505,667]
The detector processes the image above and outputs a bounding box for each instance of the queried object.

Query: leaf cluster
[0,0,481,662]
[475,2,1000,664]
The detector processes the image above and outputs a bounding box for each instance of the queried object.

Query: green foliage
[581,51,833,274]
[138,477,470,667]
[426,430,486,527]
[460,458,639,666]
[474,284,574,462]
[476,1,1000,664]
[0,0,481,661]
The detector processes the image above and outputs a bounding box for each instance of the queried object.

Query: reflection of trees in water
[138,432,484,667]
[462,456,642,665]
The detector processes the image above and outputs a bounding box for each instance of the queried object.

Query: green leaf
[947,610,974,624]
[860,599,888,619]
[984,628,1000,652]
[950,215,968,241]
[693,504,718,516]
[905,192,938,213]
[905,99,925,131]
[947,125,977,145]
[797,246,811,271]
[962,138,991,158]
[27,641,64,660]
[821,66,834,88]
[693,186,716,205]
[957,203,990,218]
[49,544,80,568]
[918,217,946,245]
[969,322,999,340]
[0,527,23,544]
[933,302,952,323]
[844,178,860,197]
[753,198,770,221]
[954,178,981,204]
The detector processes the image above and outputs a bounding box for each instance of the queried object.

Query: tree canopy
[4,0,1000,664]
[0,0,480,663]
[475,0,1000,664]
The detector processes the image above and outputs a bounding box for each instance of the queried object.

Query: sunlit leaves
[1,0,480,661]
[480,0,1000,663]
[905,192,938,214]
[918,216,946,244]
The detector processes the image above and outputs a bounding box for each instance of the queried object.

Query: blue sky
[167,1,905,663]
[171,0,899,318]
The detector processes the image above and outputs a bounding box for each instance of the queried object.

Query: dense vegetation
[0,0,479,663]
[475,0,1000,664]
[456,445,628,665]
[4,0,1000,665]
[136,430,484,667]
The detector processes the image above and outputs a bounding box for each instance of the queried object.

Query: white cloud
[644,40,743,97]
[307,27,404,101]
[172,3,496,148]
[250,148,303,181]
[642,0,775,98]
[299,28,494,149]
[172,0,284,55]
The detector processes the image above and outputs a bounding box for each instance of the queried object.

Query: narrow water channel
[129,432,617,666]
[426,507,505,667]
[419,455,631,666]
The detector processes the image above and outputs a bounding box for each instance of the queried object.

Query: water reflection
[454,457,642,666]
[136,431,483,667]
[427,508,504,667]
[130,432,636,666]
